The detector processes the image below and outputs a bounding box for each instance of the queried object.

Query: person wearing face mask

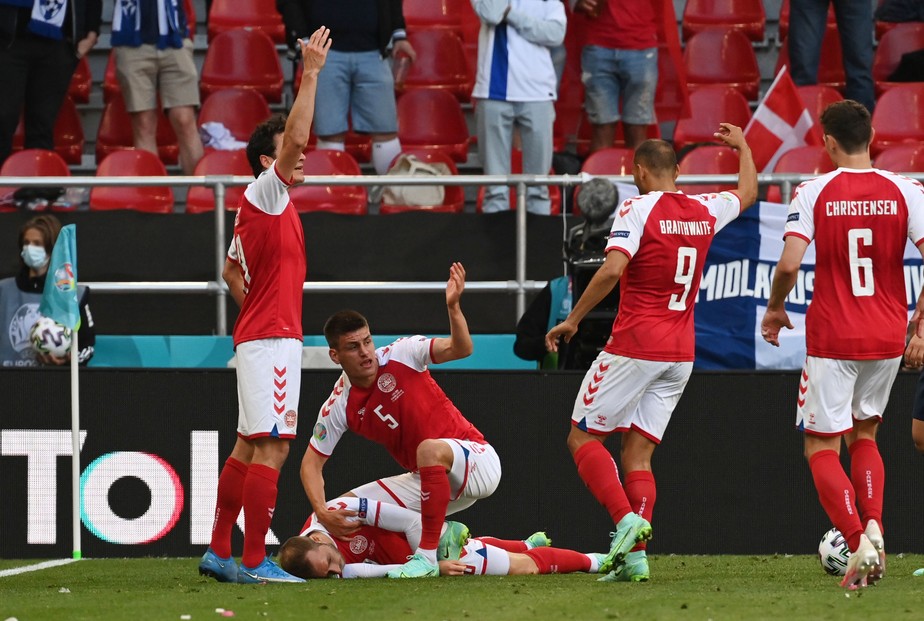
[0,214,94,367]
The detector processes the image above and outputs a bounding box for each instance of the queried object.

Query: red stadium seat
[796,85,844,129]
[90,150,175,213]
[102,50,121,103]
[476,149,562,215]
[403,0,464,33]
[458,0,480,74]
[682,0,766,42]
[379,150,465,214]
[673,86,752,151]
[95,94,179,165]
[0,149,71,212]
[13,96,84,165]
[182,0,196,38]
[207,0,284,43]
[199,88,271,144]
[777,32,846,92]
[874,143,924,173]
[778,0,836,42]
[872,22,924,95]
[766,146,835,203]
[186,150,253,214]
[683,29,761,101]
[871,84,924,156]
[288,150,367,214]
[397,89,470,162]
[400,30,473,101]
[200,29,283,103]
[581,147,635,177]
[68,56,92,104]
[677,145,739,195]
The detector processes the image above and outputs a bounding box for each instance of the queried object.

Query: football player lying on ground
[278,497,608,578]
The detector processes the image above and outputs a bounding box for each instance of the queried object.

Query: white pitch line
[0,558,80,578]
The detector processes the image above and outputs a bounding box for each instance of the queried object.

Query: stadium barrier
[2,368,922,559]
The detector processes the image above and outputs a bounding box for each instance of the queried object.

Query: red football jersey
[603,190,742,361]
[785,168,924,359]
[227,163,306,347]
[574,0,657,50]
[309,337,486,471]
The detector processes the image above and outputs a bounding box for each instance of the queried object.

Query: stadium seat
[403,0,464,33]
[870,84,924,156]
[95,95,179,165]
[102,50,120,103]
[207,0,284,43]
[378,150,465,214]
[12,96,84,165]
[872,22,924,95]
[776,32,846,92]
[288,150,367,214]
[581,147,635,177]
[400,30,472,101]
[396,89,470,162]
[458,0,480,74]
[68,56,92,104]
[677,145,739,195]
[476,149,562,215]
[778,0,836,42]
[874,143,924,173]
[672,86,752,152]
[683,29,761,101]
[186,150,252,214]
[796,85,844,129]
[200,28,284,103]
[682,0,766,42]
[0,149,71,212]
[90,150,175,213]
[766,146,835,203]
[199,88,271,145]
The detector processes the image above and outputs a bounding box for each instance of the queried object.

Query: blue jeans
[580,45,658,126]
[788,0,875,112]
[314,49,398,137]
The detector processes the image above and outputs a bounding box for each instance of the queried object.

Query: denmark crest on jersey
[349,535,369,554]
[377,373,397,393]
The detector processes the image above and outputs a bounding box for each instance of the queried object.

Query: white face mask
[21,245,48,270]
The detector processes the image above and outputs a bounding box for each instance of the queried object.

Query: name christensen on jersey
[825,200,898,216]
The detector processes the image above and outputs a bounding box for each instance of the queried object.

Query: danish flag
[744,66,823,172]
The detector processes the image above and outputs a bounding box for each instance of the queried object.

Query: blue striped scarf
[111,0,186,49]
[0,0,69,40]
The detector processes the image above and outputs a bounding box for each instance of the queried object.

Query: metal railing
[4,171,923,335]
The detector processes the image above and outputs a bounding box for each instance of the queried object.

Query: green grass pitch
[3,555,924,621]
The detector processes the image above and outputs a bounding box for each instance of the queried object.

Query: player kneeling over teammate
[278,497,608,579]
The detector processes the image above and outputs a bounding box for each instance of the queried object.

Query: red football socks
[809,449,863,551]
[241,463,279,568]
[524,547,592,574]
[573,441,633,524]
[419,465,451,552]
[849,438,884,532]
[625,469,656,552]
[477,537,527,552]
[209,457,247,559]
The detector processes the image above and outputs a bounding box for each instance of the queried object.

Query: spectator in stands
[277,0,416,177]
[572,0,658,152]
[472,0,566,215]
[0,214,95,367]
[111,0,203,174]
[789,0,876,112]
[0,0,102,166]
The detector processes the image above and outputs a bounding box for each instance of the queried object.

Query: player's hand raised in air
[714,123,748,151]
[446,262,466,309]
[301,26,332,76]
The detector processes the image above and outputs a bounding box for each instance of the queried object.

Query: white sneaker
[840,534,879,590]
[864,520,886,583]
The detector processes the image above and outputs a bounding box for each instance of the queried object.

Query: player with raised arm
[277,497,607,580]
[545,126,757,582]
[761,100,924,590]
[198,26,332,585]
[302,263,502,579]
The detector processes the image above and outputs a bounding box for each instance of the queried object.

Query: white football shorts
[570,351,693,443]
[235,337,303,440]
[797,355,902,436]
[457,538,511,576]
[349,439,501,514]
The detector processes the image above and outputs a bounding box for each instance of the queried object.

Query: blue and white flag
[39,224,80,330]
[695,202,924,370]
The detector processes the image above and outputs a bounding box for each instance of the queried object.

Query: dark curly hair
[246,113,288,177]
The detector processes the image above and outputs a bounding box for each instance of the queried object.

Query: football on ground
[30,316,72,358]
[818,527,850,576]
